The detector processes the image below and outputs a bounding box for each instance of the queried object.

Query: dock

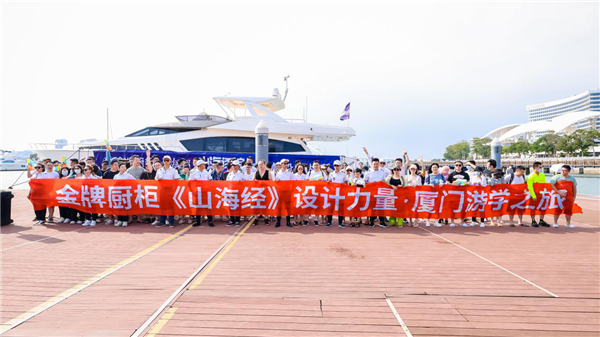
[1,190,599,336]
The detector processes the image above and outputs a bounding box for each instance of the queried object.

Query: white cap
[231,159,240,166]
[333,160,342,166]
[163,155,172,161]
[197,160,207,166]
[409,164,418,169]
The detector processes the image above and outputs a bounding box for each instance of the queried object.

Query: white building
[483,89,600,144]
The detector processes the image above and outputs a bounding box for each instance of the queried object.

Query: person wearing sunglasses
[326,160,349,228]
[446,161,470,227]
[31,163,58,225]
[77,165,100,226]
[155,155,179,228]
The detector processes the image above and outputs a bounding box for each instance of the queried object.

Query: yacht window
[181,137,305,153]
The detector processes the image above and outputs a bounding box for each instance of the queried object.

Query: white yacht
[30,87,356,161]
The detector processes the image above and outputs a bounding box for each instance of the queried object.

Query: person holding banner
[506,165,527,227]
[31,162,59,226]
[190,160,214,227]
[57,167,73,224]
[527,162,549,228]
[293,164,309,226]
[385,166,405,227]
[155,155,179,228]
[254,160,272,226]
[114,163,135,227]
[78,165,100,226]
[226,160,244,226]
[550,165,577,228]
[424,163,445,227]
[447,161,470,227]
[364,158,388,228]
[275,159,295,228]
[242,162,254,181]
[308,161,326,226]
[327,160,348,228]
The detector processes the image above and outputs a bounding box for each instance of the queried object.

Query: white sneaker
[568,224,576,228]
[33,220,45,226]
[63,218,70,224]
[552,224,559,228]
[179,219,184,224]
[70,220,75,224]
[426,221,431,227]
[450,223,456,227]
[188,219,192,224]
[106,219,114,225]
[152,220,160,226]
[122,222,128,227]
[83,220,91,226]
[480,223,485,228]
[470,222,477,227]
[58,217,65,223]
[90,221,96,227]
[434,223,442,227]
[412,223,419,227]
[166,220,170,225]
[115,221,122,227]
[76,220,82,224]
[461,223,468,227]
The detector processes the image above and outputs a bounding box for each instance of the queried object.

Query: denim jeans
[160,215,175,225]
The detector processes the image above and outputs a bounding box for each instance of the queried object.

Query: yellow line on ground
[0,225,193,335]
[146,307,178,337]
[189,219,253,290]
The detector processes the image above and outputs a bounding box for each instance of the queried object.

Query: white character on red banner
[294,185,319,209]
[56,184,80,206]
[189,187,212,209]
[215,187,240,211]
[241,187,267,209]
[347,188,371,211]
[536,188,566,211]
[466,190,488,212]
[90,185,107,208]
[412,191,438,213]
[108,186,133,210]
[487,189,510,211]
[373,188,398,211]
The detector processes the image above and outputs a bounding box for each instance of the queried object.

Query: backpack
[508,173,515,185]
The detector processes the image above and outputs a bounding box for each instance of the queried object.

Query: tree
[471,137,491,159]
[557,133,579,156]
[579,129,600,157]
[443,141,470,160]
[531,132,560,156]
[513,140,530,156]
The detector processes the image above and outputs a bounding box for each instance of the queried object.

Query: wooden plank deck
[1,190,598,336]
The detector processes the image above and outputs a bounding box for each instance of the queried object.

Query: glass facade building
[527,89,600,136]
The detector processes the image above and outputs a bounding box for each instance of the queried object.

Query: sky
[2,1,598,159]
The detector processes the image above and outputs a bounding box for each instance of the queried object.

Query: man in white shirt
[307,161,325,226]
[226,160,244,226]
[190,160,214,227]
[380,160,391,176]
[275,159,295,227]
[156,155,179,228]
[364,158,388,228]
[506,165,526,227]
[327,160,348,228]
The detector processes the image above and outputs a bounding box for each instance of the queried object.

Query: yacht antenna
[283,75,290,101]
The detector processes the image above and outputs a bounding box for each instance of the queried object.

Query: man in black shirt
[102,160,119,179]
[447,161,470,185]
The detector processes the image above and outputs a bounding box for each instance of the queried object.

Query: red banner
[28,180,581,217]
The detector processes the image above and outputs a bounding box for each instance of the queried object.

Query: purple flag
[340,102,350,121]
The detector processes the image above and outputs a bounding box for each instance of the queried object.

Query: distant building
[483,89,600,144]
[527,89,600,136]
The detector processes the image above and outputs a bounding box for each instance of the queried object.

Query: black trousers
[370,216,386,224]
[117,215,128,221]
[229,216,240,223]
[81,213,98,221]
[35,209,46,221]
[196,215,213,225]
[327,215,344,224]
[276,216,291,224]
[59,206,71,219]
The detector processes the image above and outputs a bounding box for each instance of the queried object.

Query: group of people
[28,148,578,229]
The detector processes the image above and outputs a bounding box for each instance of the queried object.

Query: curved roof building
[483,90,600,144]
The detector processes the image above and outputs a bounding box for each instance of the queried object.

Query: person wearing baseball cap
[155,155,179,228]
[327,160,348,228]
[275,159,295,228]
[225,159,244,226]
[190,160,214,227]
